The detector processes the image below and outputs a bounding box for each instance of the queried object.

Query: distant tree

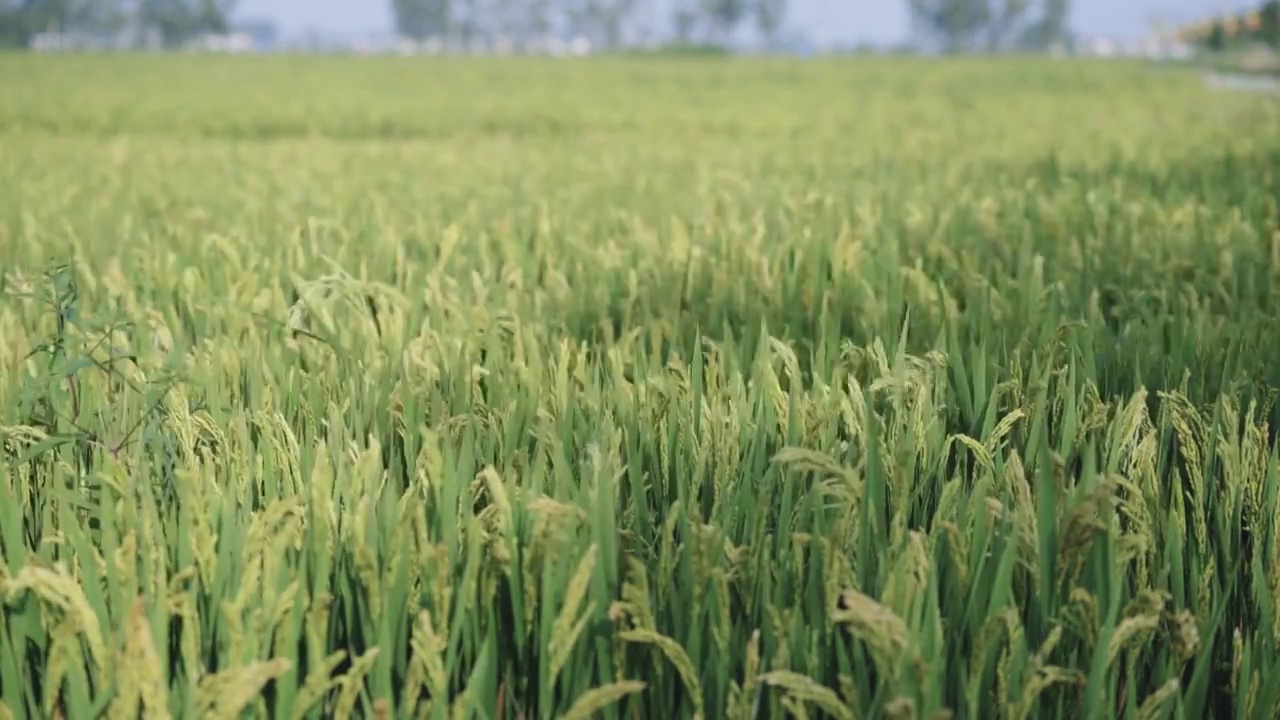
[671,0,699,44]
[1016,0,1069,50]
[0,0,74,46]
[76,0,130,37]
[520,0,553,43]
[607,0,640,46]
[753,0,786,48]
[486,0,521,44]
[1207,19,1226,51]
[392,0,449,39]
[0,1,34,46]
[1262,1,1279,49]
[138,0,236,45]
[199,0,232,33]
[562,0,588,40]
[0,2,34,47]
[704,0,746,44]
[0,0,129,47]
[909,0,1069,53]
[562,0,637,48]
[452,0,479,43]
[985,0,1029,49]
[908,0,995,52]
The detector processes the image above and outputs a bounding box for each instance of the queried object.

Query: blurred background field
[2,56,1280,720]
[0,54,1263,140]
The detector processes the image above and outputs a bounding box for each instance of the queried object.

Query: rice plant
[2,55,1280,719]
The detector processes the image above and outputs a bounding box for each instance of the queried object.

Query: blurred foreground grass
[2,56,1280,719]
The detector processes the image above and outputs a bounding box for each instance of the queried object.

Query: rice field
[2,54,1280,719]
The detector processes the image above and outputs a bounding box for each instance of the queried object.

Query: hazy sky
[237,1,1238,45]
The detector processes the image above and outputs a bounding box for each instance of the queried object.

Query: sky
[236,0,1241,46]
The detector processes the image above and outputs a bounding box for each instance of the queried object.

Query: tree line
[0,0,237,48]
[390,0,789,49]
[388,0,1076,51]
[0,0,1078,52]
